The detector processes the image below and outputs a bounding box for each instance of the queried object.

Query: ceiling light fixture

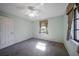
[26,3,44,17]
[28,10,39,17]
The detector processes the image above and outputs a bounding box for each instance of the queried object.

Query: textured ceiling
[0,3,67,21]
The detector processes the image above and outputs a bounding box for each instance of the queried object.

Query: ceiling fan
[25,3,44,17]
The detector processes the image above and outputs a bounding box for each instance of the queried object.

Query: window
[40,20,48,34]
[41,25,47,33]
[74,8,79,42]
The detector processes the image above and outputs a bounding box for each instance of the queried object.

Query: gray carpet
[0,38,69,56]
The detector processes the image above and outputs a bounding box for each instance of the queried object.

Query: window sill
[71,39,79,45]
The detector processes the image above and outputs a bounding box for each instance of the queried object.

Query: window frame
[74,8,79,42]
[40,20,48,34]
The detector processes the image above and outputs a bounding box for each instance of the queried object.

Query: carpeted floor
[0,38,69,56]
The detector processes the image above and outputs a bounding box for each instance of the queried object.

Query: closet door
[0,16,14,49]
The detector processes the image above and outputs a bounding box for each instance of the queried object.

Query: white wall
[0,15,33,49]
[33,15,64,43]
[64,15,79,56]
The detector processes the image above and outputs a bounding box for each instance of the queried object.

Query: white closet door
[0,16,14,49]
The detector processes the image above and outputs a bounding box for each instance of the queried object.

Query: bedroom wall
[33,15,64,43]
[0,12,33,49]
